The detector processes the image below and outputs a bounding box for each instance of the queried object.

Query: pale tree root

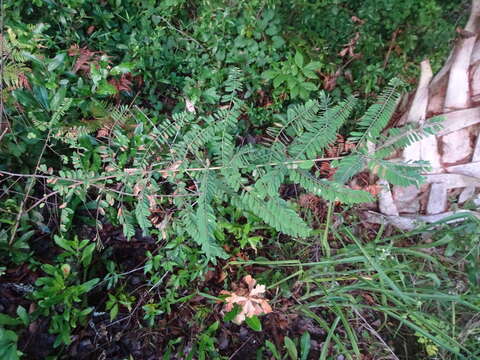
[373,0,480,229]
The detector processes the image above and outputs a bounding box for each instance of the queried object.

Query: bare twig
[158,16,205,49]
[9,130,51,245]
[228,335,255,360]
[354,308,400,360]
[383,29,401,69]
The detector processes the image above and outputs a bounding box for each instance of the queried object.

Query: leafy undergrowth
[1,0,479,359]
[1,211,479,359]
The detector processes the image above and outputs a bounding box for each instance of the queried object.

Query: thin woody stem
[1,155,345,213]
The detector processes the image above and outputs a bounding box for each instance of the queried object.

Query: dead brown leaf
[161,160,183,178]
[338,32,361,59]
[220,275,272,325]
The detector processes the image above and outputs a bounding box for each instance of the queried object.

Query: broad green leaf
[224,304,241,322]
[284,336,298,360]
[81,243,96,267]
[22,51,45,67]
[17,230,35,244]
[0,314,22,326]
[294,52,304,68]
[272,35,285,48]
[90,65,102,86]
[50,86,67,110]
[33,85,49,110]
[265,340,281,360]
[78,278,100,293]
[304,61,322,71]
[47,53,66,72]
[262,69,278,80]
[290,85,299,98]
[245,315,262,331]
[16,306,29,326]
[207,320,220,333]
[110,62,136,75]
[273,74,288,88]
[302,82,317,91]
[110,303,119,321]
[300,332,311,360]
[12,89,37,108]
[54,235,73,252]
[97,80,117,96]
[302,69,317,79]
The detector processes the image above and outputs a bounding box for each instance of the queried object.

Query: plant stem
[322,201,333,258]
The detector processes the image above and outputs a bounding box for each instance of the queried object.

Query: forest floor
[1,1,479,359]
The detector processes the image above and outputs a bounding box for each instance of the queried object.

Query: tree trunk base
[373,0,480,229]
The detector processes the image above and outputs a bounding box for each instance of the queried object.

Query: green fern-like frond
[332,154,366,184]
[118,207,135,240]
[290,169,373,204]
[368,158,428,186]
[374,116,443,158]
[350,78,404,146]
[213,103,242,164]
[289,96,357,159]
[152,111,195,149]
[172,121,214,161]
[254,167,287,197]
[51,98,73,125]
[110,105,132,127]
[3,62,30,89]
[1,35,31,90]
[172,103,240,162]
[219,148,249,190]
[222,67,243,102]
[235,191,311,238]
[267,100,321,144]
[2,33,28,63]
[192,171,228,261]
[135,196,152,235]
